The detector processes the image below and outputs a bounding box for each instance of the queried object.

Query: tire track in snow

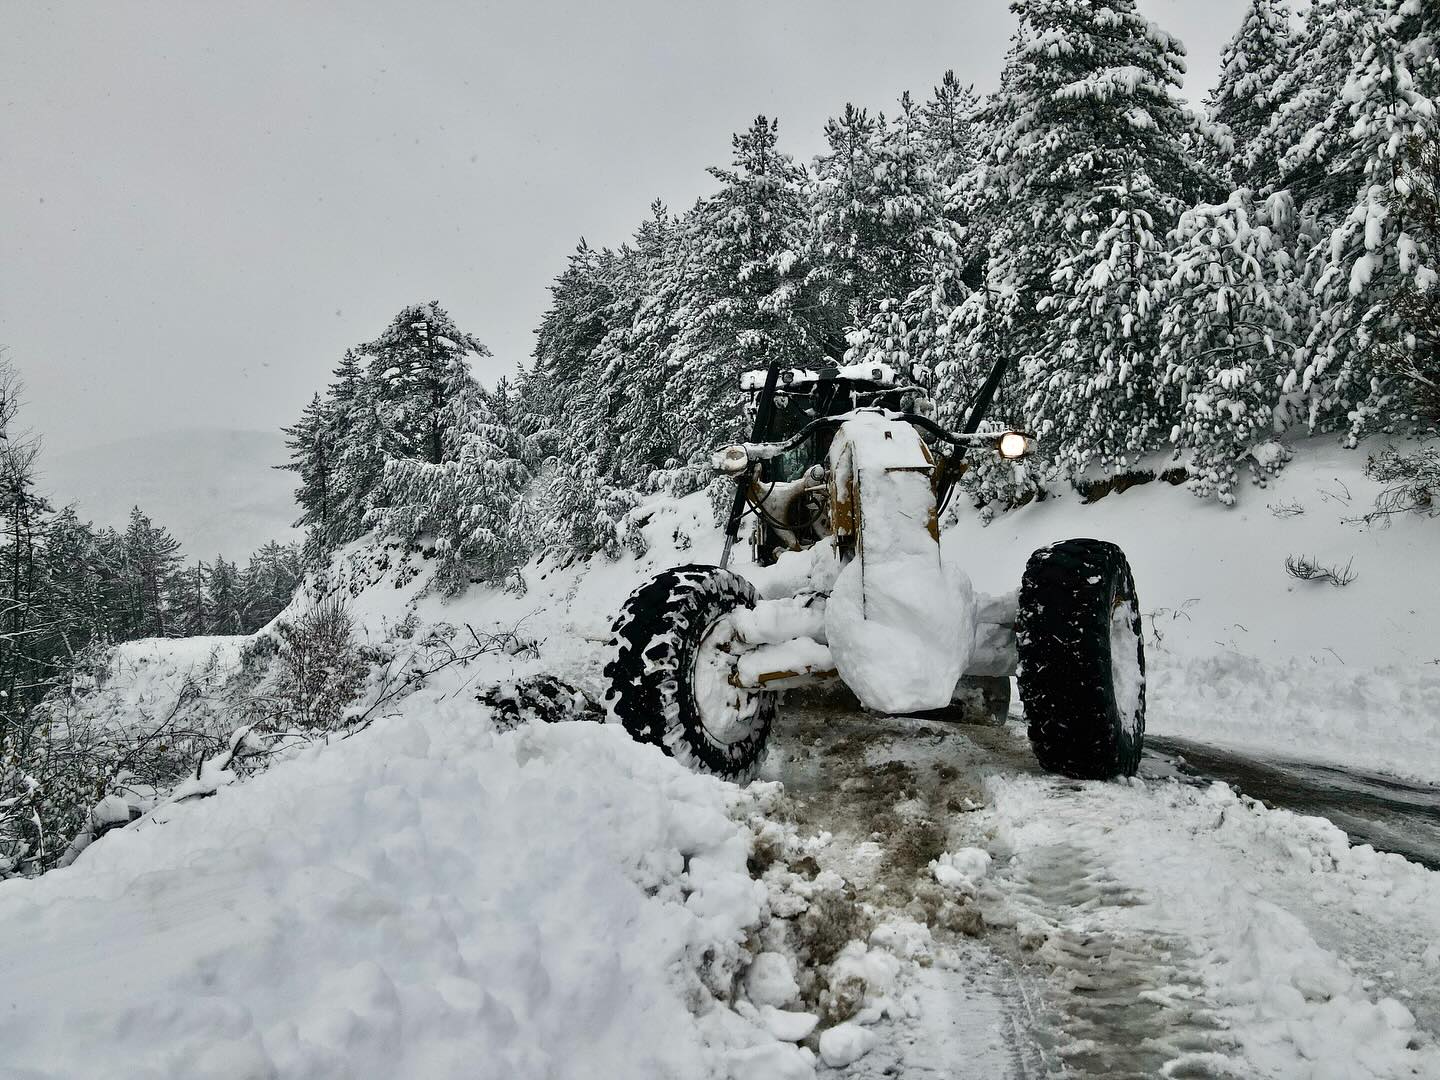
[981,827,1240,1079]
[767,706,1053,1078]
[979,770,1440,1079]
[766,700,1440,1076]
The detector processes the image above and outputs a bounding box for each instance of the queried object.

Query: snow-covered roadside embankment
[947,435,1440,782]
[0,704,819,1079]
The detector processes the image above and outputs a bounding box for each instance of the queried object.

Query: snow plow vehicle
[603,360,1145,782]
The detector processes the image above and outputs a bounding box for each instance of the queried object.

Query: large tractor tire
[603,564,777,781]
[1016,539,1145,779]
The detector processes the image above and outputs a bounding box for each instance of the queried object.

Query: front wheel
[603,565,777,781]
[1016,539,1145,779]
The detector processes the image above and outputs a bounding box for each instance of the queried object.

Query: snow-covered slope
[5,435,1438,1078]
[0,503,830,1079]
[42,428,298,558]
[343,431,1440,782]
[945,434,1440,782]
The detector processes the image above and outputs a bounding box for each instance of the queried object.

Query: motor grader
[602,361,1146,782]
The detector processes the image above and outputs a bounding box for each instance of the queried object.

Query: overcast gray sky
[3,0,1246,457]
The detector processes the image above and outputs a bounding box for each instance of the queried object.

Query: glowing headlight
[998,432,1031,459]
[712,445,751,475]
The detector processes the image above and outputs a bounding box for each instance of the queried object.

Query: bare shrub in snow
[272,597,368,731]
[1365,444,1440,522]
[2,654,229,876]
[1284,554,1357,587]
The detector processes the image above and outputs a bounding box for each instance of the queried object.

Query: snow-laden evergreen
[664,118,829,458]
[1161,190,1312,501]
[808,97,956,335]
[920,71,981,194]
[969,0,1218,474]
[374,382,532,595]
[1263,0,1385,217]
[1294,6,1437,441]
[1030,171,1174,472]
[1209,0,1294,190]
[282,302,533,592]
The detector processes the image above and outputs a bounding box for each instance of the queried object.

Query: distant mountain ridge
[42,428,300,561]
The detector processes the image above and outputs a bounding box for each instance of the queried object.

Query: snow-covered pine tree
[1378,127,1440,415]
[373,381,532,594]
[524,222,662,559]
[177,560,209,637]
[922,71,981,194]
[205,556,244,635]
[236,542,303,632]
[827,96,972,399]
[121,507,183,638]
[281,349,383,559]
[1291,7,1437,441]
[1401,0,1439,94]
[662,117,830,464]
[975,0,1212,295]
[1262,0,1385,221]
[600,205,693,499]
[0,396,51,718]
[279,392,336,552]
[1209,0,1295,190]
[523,239,619,452]
[980,0,1216,474]
[366,301,491,466]
[806,103,878,318]
[1162,189,1312,501]
[87,525,131,646]
[809,97,956,330]
[1033,167,1177,472]
[327,352,388,555]
[37,507,109,658]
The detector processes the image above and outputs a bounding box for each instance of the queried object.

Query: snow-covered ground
[947,435,1440,784]
[1,698,815,1078]
[4,434,1439,1078]
[769,707,1440,1079]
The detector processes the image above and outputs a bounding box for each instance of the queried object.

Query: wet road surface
[1146,735,1440,869]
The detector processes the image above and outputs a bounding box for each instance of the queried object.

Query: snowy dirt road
[764,704,1440,1079]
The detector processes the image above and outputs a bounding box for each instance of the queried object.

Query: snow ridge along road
[1150,736,1440,872]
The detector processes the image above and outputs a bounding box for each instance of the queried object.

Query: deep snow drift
[0,706,814,1078]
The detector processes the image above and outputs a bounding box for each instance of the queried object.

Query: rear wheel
[1016,539,1145,779]
[603,565,776,781]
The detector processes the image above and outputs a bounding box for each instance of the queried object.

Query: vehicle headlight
[997,432,1032,459]
[711,445,751,475]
